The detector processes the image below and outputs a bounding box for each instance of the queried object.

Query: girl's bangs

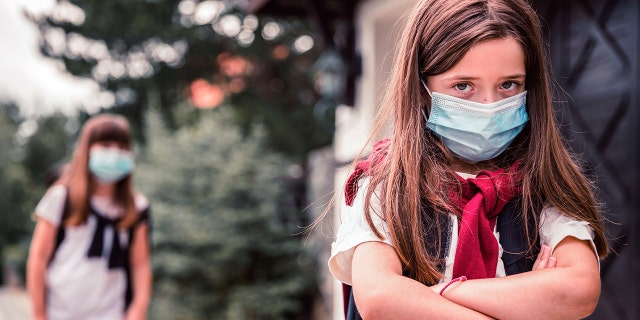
[89,121,131,146]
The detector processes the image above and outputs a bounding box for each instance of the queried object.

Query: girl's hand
[532,245,557,271]
[124,305,147,320]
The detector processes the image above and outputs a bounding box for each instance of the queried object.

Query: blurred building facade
[248,0,639,319]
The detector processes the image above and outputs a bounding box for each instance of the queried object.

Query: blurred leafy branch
[33,0,332,158]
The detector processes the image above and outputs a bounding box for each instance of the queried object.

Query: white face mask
[89,148,135,183]
[422,81,529,163]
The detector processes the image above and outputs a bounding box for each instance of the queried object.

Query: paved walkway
[0,287,31,320]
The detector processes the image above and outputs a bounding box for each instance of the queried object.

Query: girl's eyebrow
[441,75,480,81]
[502,74,527,80]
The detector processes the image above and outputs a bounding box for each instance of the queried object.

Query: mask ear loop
[421,108,429,125]
[420,79,433,97]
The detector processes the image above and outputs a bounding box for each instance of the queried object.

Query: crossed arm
[351,237,600,319]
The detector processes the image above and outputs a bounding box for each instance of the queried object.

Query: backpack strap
[48,187,70,265]
[343,284,362,320]
[496,200,540,274]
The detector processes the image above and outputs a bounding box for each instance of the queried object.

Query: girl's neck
[450,157,499,175]
[92,180,116,197]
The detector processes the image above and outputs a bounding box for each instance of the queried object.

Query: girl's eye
[454,83,472,92]
[501,81,518,90]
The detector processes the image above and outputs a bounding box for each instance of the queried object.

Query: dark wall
[532,0,639,319]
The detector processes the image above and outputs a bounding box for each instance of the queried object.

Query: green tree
[0,104,77,284]
[20,115,72,185]
[0,106,63,283]
[0,106,35,255]
[34,0,331,158]
[136,108,316,320]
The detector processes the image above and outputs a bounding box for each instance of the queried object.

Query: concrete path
[0,287,31,320]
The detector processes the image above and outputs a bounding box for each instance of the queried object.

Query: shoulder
[35,184,68,226]
[46,184,68,198]
[133,192,150,213]
[330,177,393,285]
[539,205,597,255]
[539,205,592,230]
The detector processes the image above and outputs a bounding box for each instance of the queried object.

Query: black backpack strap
[496,199,540,275]
[49,187,70,265]
[344,284,362,320]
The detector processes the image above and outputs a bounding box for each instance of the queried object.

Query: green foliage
[20,115,72,184]
[0,107,39,252]
[0,106,66,284]
[37,0,332,158]
[136,108,316,319]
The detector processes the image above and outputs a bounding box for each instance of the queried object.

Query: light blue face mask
[422,82,529,163]
[89,148,135,183]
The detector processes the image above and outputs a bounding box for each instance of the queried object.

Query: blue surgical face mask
[89,148,135,183]
[421,81,529,163]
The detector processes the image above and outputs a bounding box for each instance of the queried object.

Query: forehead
[439,38,525,80]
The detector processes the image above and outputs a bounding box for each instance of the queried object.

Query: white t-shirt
[35,184,149,320]
[328,177,598,286]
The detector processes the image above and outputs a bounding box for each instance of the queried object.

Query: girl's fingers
[532,245,553,271]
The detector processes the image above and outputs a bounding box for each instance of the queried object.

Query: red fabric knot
[451,162,521,280]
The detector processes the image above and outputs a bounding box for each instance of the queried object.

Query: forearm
[125,261,152,320]
[27,219,56,320]
[353,242,493,319]
[439,266,599,320]
[355,272,495,319]
[26,256,48,318]
[127,223,152,318]
[438,239,600,320]
[130,258,152,310]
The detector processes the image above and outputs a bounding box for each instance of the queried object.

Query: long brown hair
[360,0,609,285]
[55,114,138,229]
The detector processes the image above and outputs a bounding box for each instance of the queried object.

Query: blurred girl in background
[27,114,151,320]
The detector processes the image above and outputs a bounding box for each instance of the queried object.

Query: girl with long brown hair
[329,0,608,318]
[27,114,151,320]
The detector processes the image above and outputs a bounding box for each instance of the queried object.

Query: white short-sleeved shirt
[35,184,149,320]
[328,177,598,285]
